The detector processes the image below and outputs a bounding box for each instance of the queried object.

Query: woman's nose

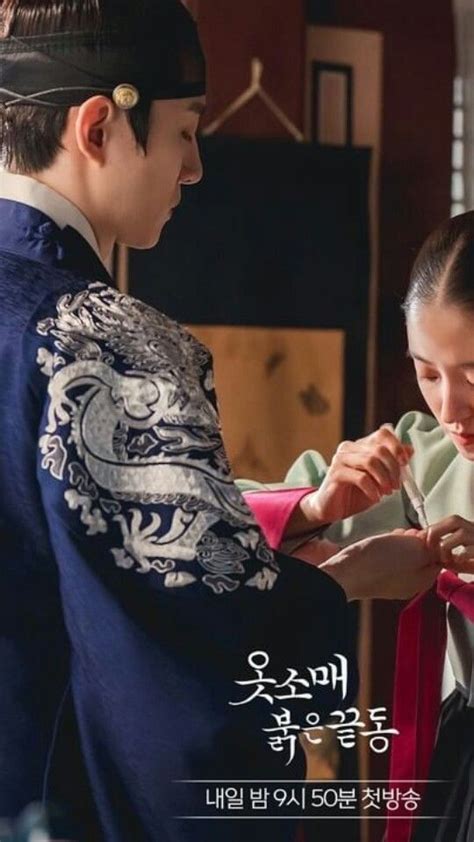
[440,386,473,425]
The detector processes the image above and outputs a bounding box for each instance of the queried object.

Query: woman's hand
[299,426,413,527]
[424,515,474,574]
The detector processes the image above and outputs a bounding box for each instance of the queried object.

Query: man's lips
[167,203,180,219]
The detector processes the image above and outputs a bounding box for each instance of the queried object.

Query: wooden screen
[188,325,344,481]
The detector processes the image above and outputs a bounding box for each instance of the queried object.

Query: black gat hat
[0,0,206,109]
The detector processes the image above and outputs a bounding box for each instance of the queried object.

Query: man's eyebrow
[188,101,206,116]
[407,349,474,368]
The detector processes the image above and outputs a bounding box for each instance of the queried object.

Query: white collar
[0,171,105,265]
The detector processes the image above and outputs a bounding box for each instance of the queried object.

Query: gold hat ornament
[112,83,140,110]
[0,1,205,109]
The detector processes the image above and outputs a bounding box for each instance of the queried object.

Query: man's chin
[120,228,164,251]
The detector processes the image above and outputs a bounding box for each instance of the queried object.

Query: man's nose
[181,147,203,186]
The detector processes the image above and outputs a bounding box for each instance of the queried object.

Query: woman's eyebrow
[406,350,432,363]
[407,349,474,368]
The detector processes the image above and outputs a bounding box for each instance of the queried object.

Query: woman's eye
[419,373,439,383]
[182,130,194,142]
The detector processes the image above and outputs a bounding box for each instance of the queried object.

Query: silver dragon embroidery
[36,283,279,593]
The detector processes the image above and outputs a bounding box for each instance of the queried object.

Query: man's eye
[182,130,194,142]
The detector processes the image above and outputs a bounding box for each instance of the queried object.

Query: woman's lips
[451,431,474,447]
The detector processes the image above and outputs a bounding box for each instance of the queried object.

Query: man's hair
[0,0,152,173]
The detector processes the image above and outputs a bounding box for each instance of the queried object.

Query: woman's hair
[403,211,474,315]
[0,0,152,173]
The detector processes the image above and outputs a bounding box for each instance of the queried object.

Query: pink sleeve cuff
[244,487,315,549]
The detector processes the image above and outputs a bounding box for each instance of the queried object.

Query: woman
[239,210,474,842]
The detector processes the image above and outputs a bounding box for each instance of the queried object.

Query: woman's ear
[74,95,116,166]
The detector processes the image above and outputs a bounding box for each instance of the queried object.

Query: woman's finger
[439,529,473,554]
[339,429,413,468]
[329,467,383,503]
[333,448,399,494]
[362,444,403,486]
[425,516,470,549]
[445,547,474,573]
[358,426,414,466]
[377,425,414,462]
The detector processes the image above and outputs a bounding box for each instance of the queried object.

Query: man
[0,1,440,841]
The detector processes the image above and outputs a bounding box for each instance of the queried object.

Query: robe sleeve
[244,487,315,549]
[27,282,358,842]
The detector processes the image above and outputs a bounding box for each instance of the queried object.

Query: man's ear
[74,96,116,166]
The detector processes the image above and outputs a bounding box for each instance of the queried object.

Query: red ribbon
[386,571,474,841]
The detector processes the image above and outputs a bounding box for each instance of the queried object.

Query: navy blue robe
[0,199,357,841]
